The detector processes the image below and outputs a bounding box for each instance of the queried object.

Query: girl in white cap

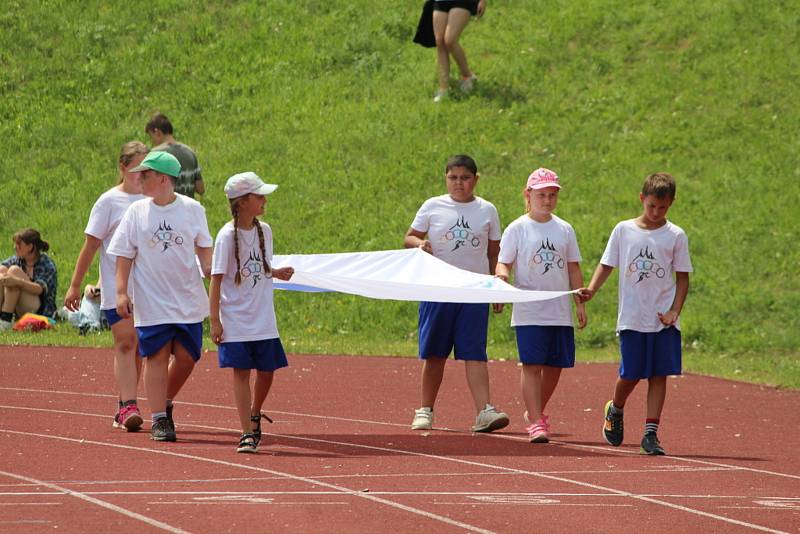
[495,168,587,443]
[209,172,294,453]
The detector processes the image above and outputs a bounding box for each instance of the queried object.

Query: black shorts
[433,0,479,16]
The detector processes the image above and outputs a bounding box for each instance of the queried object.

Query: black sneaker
[250,413,273,446]
[640,433,665,455]
[151,417,176,442]
[603,400,624,446]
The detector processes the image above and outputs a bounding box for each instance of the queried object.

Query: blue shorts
[136,322,203,361]
[619,327,682,380]
[102,308,125,327]
[218,338,288,372]
[418,302,488,361]
[515,325,575,367]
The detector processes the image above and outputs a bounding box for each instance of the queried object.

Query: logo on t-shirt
[149,220,185,252]
[240,248,270,288]
[444,215,481,252]
[627,246,666,283]
[529,238,564,274]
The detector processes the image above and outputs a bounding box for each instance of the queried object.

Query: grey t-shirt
[153,142,203,198]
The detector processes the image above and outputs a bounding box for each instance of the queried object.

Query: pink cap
[526,168,560,190]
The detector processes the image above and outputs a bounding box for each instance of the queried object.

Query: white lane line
[0,470,188,533]
[0,405,791,534]
[1,389,797,481]
[0,430,495,534]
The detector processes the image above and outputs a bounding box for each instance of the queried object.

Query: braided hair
[229,196,271,286]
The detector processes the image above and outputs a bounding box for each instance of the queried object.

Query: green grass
[1,0,798,388]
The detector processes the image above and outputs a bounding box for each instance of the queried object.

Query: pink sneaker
[118,403,143,432]
[527,422,549,443]
[523,411,550,430]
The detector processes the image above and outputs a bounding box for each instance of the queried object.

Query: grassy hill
[1,1,798,387]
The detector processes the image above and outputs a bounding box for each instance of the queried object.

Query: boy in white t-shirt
[209,172,295,453]
[579,173,692,455]
[404,154,509,433]
[496,168,586,443]
[109,151,213,442]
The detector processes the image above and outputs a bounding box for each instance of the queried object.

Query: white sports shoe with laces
[411,407,433,430]
[472,404,509,432]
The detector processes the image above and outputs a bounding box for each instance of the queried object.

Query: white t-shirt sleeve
[498,224,519,265]
[211,226,231,276]
[410,200,431,234]
[672,230,693,272]
[84,196,111,240]
[194,205,213,248]
[599,223,622,267]
[488,203,502,241]
[107,206,137,259]
[566,225,582,263]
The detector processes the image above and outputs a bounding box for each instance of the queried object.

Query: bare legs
[421,357,491,415]
[111,317,140,402]
[521,365,563,422]
[612,375,667,420]
[0,265,40,316]
[432,8,474,95]
[233,369,275,434]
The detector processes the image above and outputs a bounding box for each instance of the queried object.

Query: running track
[0,346,798,533]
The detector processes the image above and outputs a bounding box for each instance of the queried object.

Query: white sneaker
[411,407,433,430]
[0,319,12,332]
[472,404,509,433]
[459,74,478,93]
[433,89,448,103]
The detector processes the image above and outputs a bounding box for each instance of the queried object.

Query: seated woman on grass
[0,228,57,330]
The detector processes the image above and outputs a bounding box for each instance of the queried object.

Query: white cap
[224,172,278,199]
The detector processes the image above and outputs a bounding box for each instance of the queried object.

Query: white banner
[272,248,574,303]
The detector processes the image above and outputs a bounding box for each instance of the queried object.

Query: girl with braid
[209,172,294,453]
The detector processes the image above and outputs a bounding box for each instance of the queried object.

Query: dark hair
[229,197,271,286]
[445,154,478,175]
[145,112,174,135]
[13,228,49,254]
[641,172,676,199]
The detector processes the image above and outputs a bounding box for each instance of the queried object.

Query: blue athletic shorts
[619,327,682,380]
[515,325,575,367]
[101,308,124,327]
[218,338,288,372]
[418,301,488,361]
[136,322,203,361]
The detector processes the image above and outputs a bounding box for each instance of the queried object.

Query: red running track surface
[0,346,798,533]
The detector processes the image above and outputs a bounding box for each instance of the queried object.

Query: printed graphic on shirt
[627,246,666,284]
[149,220,185,252]
[529,238,565,275]
[443,215,481,252]
[241,248,271,288]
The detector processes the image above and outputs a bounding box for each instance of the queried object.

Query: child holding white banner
[404,154,509,433]
[495,168,586,443]
[209,172,294,453]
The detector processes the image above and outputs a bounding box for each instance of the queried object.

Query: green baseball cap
[129,151,181,177]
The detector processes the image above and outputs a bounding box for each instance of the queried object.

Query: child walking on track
[495,168,586,443]
[404,154,509,433]
[64,141,148,432]
[109,151,213,442]
[578,173,692,455]
[209,172,295,453]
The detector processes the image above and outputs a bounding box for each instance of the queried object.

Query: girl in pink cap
[495,168,587,443]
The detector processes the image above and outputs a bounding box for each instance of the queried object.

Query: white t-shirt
[498,214,582,326]
[108,195,213,327]
[600,219,693,333]
[410,195,501,274]
[84,187,146,310]
[211,221,280,342]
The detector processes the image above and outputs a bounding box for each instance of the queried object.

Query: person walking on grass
[209,172,295,453]
[0,229,57,330]
[432,0,486,102]
[404,154,509,433]
[578,173,692,456]
[145,112,204,198]
[495,168,587,443]
[109,151,213,442]
[64,141,148,432]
